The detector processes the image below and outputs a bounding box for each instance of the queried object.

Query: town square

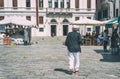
[0,0,120,79]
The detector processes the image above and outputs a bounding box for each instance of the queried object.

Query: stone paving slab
[0,39,120,79]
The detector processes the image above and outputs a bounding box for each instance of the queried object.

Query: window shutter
[75,0,79,8]
[39,16,43,24]
[13,0,17,7]
[0,0,4,7]
[26,16,31,21]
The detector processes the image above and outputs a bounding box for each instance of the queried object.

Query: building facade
[0,0,96,37]
[96,0,120,34]
[96,0,120,20]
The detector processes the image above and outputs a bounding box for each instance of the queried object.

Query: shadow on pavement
[94,49,120,62]
[54,68,73,75]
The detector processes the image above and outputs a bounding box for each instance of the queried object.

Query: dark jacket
[65,31,82,52]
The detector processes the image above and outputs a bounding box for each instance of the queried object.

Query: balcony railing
[46,8,96,13]
[0,7,96,14]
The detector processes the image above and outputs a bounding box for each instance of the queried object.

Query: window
[87,17,91,19]
[39,0,43,8]
[103,9,108,18]
[75,0,79,8]
[26,0,31,8]
[39,16,43,24]
[75,17,79,21]
[0,16,4,21]
[116,9,118,17]
[60,0,64,8]
[48,0,52,8]
[63,19,69,23]
[51,19,57,23]
[13,0,17,9]
[0,0,4,8]
[87,0,91,10]
[98,12,102,20]
[54,0,58,8]
[67,0,70,8]
[39,28,44,32]
[26,16,31,21]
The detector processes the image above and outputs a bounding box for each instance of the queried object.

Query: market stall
[0,16,35,45]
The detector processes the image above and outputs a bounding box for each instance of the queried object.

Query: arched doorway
[62,19,69,36]
[50,19,57,36]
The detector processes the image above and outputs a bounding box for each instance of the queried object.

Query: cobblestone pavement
[0,38,120,79]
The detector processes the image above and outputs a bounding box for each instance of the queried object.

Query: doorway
[51,25,56,36]
[63,25,68,36]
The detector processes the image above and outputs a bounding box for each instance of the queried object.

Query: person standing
[111,28,119,55]
[97,34,103,45]
[103,29,109,52]
[65,28,82,74]
[24,28,29,45]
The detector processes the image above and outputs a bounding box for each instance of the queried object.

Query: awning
[105,17,118,28]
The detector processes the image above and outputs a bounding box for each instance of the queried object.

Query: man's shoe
[75,70,79,73]
[67,69,74,75]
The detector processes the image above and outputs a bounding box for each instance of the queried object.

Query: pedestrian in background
[97,34,103,45]
[65,28,82,74]
[111,28,119,55]
[103,29,109,52]
[24,28,29,45]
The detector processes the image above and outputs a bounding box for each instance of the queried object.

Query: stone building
[0,0,96,37]
[96,0,120,34]
[96,0,120,20]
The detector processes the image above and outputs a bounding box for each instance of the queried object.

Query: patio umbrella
[105,17,118,28]
[70,18,105,26]
[0,17,35,26]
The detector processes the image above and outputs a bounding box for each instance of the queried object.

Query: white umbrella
[11,18,35,26]
[70,18,105,26]
[0,17,11,25]
[0,17,35,26]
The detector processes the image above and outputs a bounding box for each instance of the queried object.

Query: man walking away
[65,28,82,74]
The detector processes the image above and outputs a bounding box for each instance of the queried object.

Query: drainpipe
[36,0,39,26]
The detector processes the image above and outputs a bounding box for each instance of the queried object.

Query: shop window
[0,0,4,8]
[26,16,31,21]
[13,0,17,9]
[39,16,43,24]
[39,28,44,32]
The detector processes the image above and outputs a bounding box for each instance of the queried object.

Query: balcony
[46,8,95,18]
[0,7,95,16]
[46,8,95,13]
[0,7,36,13]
